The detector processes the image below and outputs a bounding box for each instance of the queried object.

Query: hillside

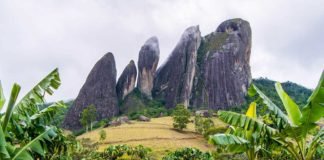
[77,117,226,159]
[252,78,312,108]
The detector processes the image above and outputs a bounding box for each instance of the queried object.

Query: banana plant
[248,71,324,160]
[209,102,277,160]
[0,68,66,160]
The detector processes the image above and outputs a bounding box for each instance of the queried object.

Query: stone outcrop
[137,37,160,98]
[191,18,252,109]
[63,53,119,130]
[116,60,137,101]
[153,26,201,108]
[138,115,150,122]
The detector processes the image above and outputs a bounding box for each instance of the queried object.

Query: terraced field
[78,116,226,158]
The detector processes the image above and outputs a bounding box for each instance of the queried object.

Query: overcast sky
[0,0,323,103]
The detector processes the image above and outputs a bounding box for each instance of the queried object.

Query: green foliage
[252,78,312,110]
[102,144,129,160]
[162,147,213,160]
[99,130,107,142]
[126,145,152,160]
[101,144,152,160]
[80,104,97,132]
[194,116,226,139]
[172,104,191,131]
[212,71,324,160]
[0,68,69,160]
[120,88,170,119]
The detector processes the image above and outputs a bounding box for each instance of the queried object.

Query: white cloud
[0,0,323,103]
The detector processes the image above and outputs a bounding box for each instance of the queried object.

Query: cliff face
[137,37,160,99]
[191,18,252,109]
[63,53,119,130]
[116,60,137,101]
[153,26,201,108]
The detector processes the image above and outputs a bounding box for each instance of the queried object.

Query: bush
[128,105,169,120]
[172,104,191,131]
[99,130,107,142]
[162,148,213,160]
[102,145,129,160]
[194,116,228,139]
[101,144,152,160]
[127,145,152,160]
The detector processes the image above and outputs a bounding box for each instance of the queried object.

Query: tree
[99,130,107,142]
[172,104,191,131]
[80,104,97,132]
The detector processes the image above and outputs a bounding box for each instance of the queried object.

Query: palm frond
[301,71,324,124]
[0,81,5,110]
[275,82,302,126]
[14,68,60,116]
[218,111,278,135]
[248,84,290,126]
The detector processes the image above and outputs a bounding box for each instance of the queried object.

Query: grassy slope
[78,116,226,159]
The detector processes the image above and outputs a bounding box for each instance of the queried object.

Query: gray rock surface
[153,26,201,108]
[138,115,150,122]
[191,18,252,109]
[116,60,137,101]
[63,53,119,130]
[137,37,160,98]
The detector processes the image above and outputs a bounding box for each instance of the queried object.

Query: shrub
[102,145,129,160]
[127,145,152,160]
[99,130,107,142]
[101,144,152,160]
[172,104,191,131]
[162,147,213,160]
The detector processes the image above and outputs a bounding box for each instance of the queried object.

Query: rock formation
[116,60,137,101]
[63,19,253,130]
[137,37,160,98]
[153,26,201,108]
[191,18,252,109]
[63,53,119,130]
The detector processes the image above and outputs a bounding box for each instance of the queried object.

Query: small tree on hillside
[172,104,191,131]
[99,129,107,142]
[80,104,97,132]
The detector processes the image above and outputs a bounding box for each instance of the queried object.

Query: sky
[0,0,323,103]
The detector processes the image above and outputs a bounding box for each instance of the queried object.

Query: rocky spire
[116,60,137,101]
[153,26,201,108]
[191,18,252,109]
[63,52,119,130]
[137,36,160,99]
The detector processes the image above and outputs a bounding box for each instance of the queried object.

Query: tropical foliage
[0,69,68,160]
[162,147,213,160]
[210,71,324,160]
[101,144,152,160]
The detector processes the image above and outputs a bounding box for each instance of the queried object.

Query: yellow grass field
[77,116,226,159]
